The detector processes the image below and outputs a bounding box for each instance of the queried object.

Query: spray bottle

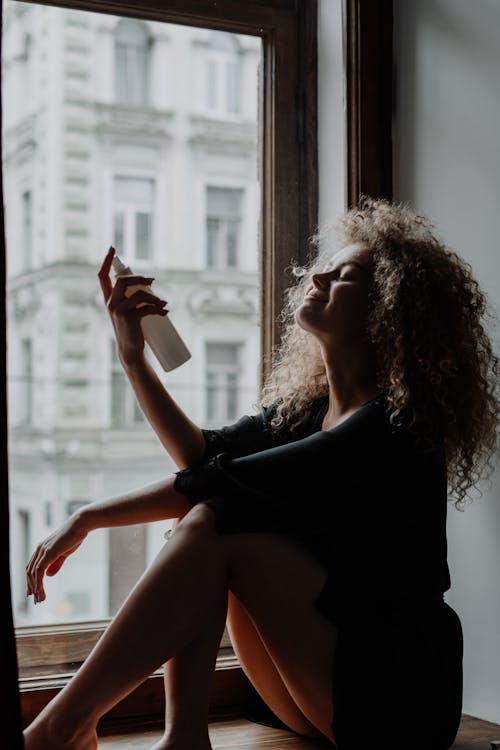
[111,252,191,372]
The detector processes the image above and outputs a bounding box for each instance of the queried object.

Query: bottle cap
[111,255,129,275]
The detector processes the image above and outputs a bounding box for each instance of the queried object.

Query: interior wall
[318,0,500,725]
[393,0,500,724]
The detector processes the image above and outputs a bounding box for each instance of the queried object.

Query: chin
[294,306,317,333]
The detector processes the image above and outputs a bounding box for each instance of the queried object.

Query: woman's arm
[172,400,400,535]
[26,475,194,601]
[123,356,206,469]
[80,473,193,531]
[97,247,206,469]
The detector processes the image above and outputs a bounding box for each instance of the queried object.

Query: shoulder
[260,394,333,442]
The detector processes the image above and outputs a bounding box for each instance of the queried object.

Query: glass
[3,1,262,629]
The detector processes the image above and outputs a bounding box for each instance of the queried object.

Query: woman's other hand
[26,514,89,604]
[98,246,168,368]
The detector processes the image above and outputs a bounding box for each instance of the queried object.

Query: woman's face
[295,242,374,347]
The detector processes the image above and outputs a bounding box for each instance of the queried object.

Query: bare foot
[23,713,98,750]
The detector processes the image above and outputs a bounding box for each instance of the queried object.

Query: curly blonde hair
[259,196,499,511]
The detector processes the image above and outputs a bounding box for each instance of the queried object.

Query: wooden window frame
[343,0,393,207]
[1,0,392,740]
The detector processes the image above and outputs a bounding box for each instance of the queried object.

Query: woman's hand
[26,514,90,604]
[98,246,168,368]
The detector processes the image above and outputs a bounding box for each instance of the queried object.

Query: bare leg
[150,605,227,750]
[222,531,338,745]
[152,523,337,749]
[151,519,228,750]
[152,589,325,750]
[23,505,228,750]
[226,591,325,739]
[153,519,323,750]
[24,506,338,749]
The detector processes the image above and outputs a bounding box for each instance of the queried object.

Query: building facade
[3,2,261,625]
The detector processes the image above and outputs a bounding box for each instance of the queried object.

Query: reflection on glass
[3,1,262,627]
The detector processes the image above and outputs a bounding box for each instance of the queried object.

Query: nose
[311,272,329,289]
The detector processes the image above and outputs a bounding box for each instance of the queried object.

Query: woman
[23,197,499,750]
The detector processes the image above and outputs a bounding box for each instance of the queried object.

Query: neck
[320,343,381,419]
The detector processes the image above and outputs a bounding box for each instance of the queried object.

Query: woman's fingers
[106,275,156,312]
[46,556,67,577]
[138,305,169,319]
[98,246,116,303]
[26,544,47,601]
[112,288,167,316]
[25,530,86,603]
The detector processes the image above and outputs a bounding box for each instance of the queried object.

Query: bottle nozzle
[111,255,129,275]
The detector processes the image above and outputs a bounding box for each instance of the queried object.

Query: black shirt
[173,389,451,626]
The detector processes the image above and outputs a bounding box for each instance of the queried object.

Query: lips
[305,286,328,302]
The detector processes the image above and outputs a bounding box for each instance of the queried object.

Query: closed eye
[321,265,357,281]
[329,271,354,282]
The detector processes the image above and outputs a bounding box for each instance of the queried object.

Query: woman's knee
[175,502,218,537]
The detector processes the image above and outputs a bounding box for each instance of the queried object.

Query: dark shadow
[0,1,25,746]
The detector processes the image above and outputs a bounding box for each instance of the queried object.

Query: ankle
[164,720,210,742]
[151,724,212,750]
[24,707,97,750]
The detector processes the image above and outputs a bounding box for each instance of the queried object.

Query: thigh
[222,531,339,745]
[226,591,325,739]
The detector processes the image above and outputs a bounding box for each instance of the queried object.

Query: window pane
[4,1,262,636]
[206,32,240,116]
[226,60,239,114]
[227,372,238,419]
[206,371,217,422]
[114,19,150,106]
[226,220,238,267]
[21,338,32,425]
[206,58,217,110]
[206,342,238,365]
[22,190,32,269]
[206,218,218,267]
[111,371,126,428]
[115,44,129,103]
[135,212,151,260]
[205,343,240,422]
[113,177,154,263]
[113,211,125,251]
[206,188,242,270]
[207,186,242,217]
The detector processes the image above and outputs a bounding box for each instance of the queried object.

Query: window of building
[205,31,241,116]
[21,189,32,270]
[113,175,154,264]
[114,18,151,106]
[21,338,32,425]
[205,342,240,423]
[16,509,31,615]
[110,339,144,427]
[206,186,243,269]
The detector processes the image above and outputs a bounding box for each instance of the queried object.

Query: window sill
[20,647,252,732]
